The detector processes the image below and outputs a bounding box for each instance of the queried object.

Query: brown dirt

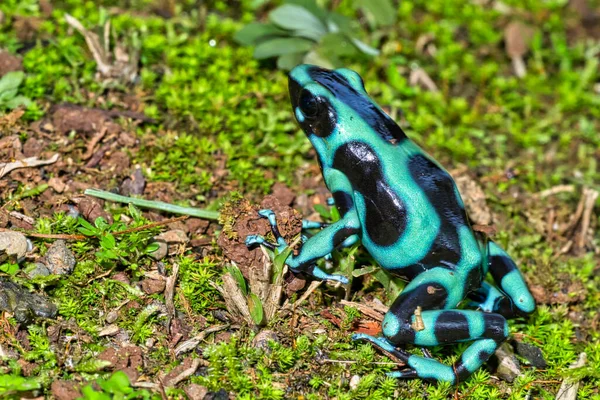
[0,50,22,76]
[217,195,302,279]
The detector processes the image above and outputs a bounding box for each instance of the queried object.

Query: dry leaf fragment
[408,68,439,92]
[0,154,59,178]
[505,21,535,78]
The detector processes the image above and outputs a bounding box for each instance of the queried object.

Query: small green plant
[234,0,385,70]
[0,71,32,110]
[79,371,156,400]
[76,208,160,270]
[0,375,40,398]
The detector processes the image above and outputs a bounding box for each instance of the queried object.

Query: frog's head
[288,64,406,147]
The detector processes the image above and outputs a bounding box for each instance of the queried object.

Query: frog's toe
[327,274,348,284]
[245,234,277,251]
[258,209,276,219]
[387,369,418,379]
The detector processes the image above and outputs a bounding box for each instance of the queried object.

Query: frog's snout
[288,76,302,111]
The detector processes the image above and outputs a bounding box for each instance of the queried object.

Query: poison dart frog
[246,64,535,383]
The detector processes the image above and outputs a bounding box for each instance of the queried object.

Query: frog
[245,64,535,383]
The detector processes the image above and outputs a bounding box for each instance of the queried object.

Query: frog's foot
[352,334,411,363]
[245,234,278,251]
[245,209,289,253]
[246,210,348,285]
[485,241,536,317]
[300,264,349,285]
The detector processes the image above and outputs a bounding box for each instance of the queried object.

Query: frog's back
[289,64,482,283]
[333,137,478,280]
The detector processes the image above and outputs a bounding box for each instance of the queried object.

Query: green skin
[246,64,535,383]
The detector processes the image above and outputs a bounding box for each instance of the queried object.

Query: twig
[339,300,386,322]
[555,352,587,400]
[85,188,220,220]
[575,188,598,252]
[533,184,575,199]
[162,358,202,387]
[283,280,322,310]
[174,325,229,356]
[82,127,107,160]
[0,215,189,240]
[165,263,179,327]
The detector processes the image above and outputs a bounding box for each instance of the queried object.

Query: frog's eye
[299,89,319,118]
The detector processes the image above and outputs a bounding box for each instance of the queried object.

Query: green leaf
[312,203,331,219]
[349,36,380,57]
[94,217,109,230]
[234,23,287,46]
[0,263,19,275]
[303,49,338,68]
[128,204,142,221]
[78,218,98,236]
[253,37,314,60]
[100,233,116,250]
[318,33,360,58]
[352,265,377,277]
[354,0,397,27]
[4,95,32,109]
[285,0,328,22]
[269,5,326,41]
[227,264,247,296]
[273,245,294,283]
[326,13,355,34]
[144,242,160,254]
[277,52,305,71]
[102,371,132,393]
[248,293,264,326]
[0,375,41,394]
[0,71,24,96]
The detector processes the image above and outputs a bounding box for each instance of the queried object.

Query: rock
[44,240,76,275]
[0,279,57,323]
[155,229,189,255]
[120,168,146,196]
[272,182,295,206]
[349,375,361,390]
[156,229,189,244]
[51,380,81,400]
[492,342,521,382]
[252,330,279,352]
[76,197,112,224]
[0,231,28,262]
[148,239,168,261]
[27,262,51,278]
[513,340,547,368]
[204,389,228,400]
[22,137,43,158]
[98,324,120,337]
[48,177,66,194]
[141,278,166,295]
[184,384,208,400]
[285,275,306,296]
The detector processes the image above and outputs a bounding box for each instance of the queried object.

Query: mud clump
[217,195,302,279]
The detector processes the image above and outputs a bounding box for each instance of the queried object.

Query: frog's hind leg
[353,268,508,383]
[470,241,535,318]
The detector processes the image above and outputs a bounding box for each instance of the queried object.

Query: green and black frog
[246,64,535,383]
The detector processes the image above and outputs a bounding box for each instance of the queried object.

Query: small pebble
[349,375,361,390]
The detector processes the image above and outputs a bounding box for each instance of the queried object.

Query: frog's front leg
[353,267,508,383]
[246,209,360,284]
